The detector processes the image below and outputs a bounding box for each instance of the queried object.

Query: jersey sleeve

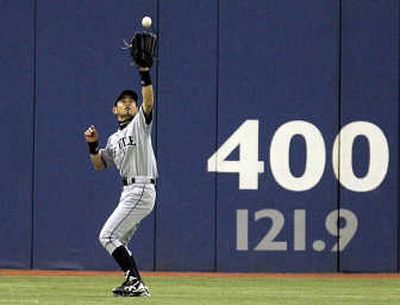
[99,138,115,168]
[133,105,153,135]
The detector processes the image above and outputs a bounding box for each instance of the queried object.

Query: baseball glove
[130,31,158,68]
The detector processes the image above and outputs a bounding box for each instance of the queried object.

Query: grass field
[0,273,399,305]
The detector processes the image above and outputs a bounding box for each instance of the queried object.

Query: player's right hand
[84,125,99,143]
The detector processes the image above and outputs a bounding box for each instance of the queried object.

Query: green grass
[0,275,399,305]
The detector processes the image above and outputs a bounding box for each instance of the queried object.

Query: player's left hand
[129,32,158,68]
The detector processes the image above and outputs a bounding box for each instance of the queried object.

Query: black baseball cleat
[112,272,150,297]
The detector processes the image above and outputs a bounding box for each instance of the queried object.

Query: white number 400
[207,120,389,192]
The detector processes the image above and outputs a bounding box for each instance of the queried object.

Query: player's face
[113,97,138,119]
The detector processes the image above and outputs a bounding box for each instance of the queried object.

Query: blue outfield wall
[155,0,217,271]
[33,0,157,270]
[0,0,398,272]
[339,0,399,272]
[216,0,339,272]
[0,0,34,269]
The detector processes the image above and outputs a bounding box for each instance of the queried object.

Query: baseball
[141,16,152,28]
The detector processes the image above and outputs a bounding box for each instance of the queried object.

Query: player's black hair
[114,90,138,106]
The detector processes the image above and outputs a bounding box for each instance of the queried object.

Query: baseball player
[83,32,158,297]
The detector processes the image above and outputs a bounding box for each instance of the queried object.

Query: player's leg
[120,224,142,280]
[99,206,145,276]
[98,206,133,275]
[98,205,148,296]
[98,183,155,296]
[118,184,156,281]
[109,244,150,297]
[99,184,154,247]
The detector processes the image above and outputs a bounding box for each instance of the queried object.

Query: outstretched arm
[139,67,154,115]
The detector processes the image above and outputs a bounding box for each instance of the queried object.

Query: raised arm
[84,125,106,171]
[129,31,157,115]
[139,67,154,115]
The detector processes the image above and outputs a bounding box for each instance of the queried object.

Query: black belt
[123,177,156,186]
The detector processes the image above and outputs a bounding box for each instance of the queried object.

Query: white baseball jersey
[99,106,158,179]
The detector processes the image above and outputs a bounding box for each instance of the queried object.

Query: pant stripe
[104,184,147,250]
